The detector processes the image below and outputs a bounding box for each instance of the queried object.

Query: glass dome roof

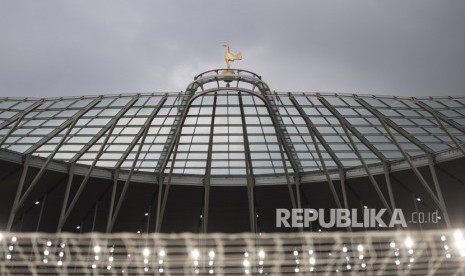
[0,69,464,184]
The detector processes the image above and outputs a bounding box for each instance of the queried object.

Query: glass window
[70,99,93,108]
[0,101,17,109]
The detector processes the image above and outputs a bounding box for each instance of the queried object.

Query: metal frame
[289,95,343,208]
[355,97,451,228]
[57,97,139,231]
[106,96,167,232]
[201,92,217,233]
[0,70,464,233]
[153,72,304,232]
[0,100,44,148]
[320,97,393,214]
[415,100,465,155]
[238,93,257,233]
[9,99,101,225]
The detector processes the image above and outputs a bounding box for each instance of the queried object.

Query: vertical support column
[383,163,397,210]
[261,94,299,208]
[35,194,47,232]
[155,174,165,232]
[57,163,75,232]
[427,155,451,228]
[155,94,193,232]
[6,154,31,231]
[106,169,119,233]
[338,168,349,210]
[155,124,184,232]
[238,93,256,233]
[202,93,217,233]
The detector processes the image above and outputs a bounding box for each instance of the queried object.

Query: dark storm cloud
[0,0,464,97]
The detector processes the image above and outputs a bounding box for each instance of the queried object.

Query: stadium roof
[0,69,464,234]
[0,69,464,186]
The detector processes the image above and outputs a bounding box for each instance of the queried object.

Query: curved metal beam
[154,85,302,232]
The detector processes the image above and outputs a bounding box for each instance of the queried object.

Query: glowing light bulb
[142,248,150,257]
[309,257,316,265]
[405,237,414,249]
[192,249,200,260]
[258,249,265,259]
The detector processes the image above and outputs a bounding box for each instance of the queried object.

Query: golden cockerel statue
[223,44,242,69]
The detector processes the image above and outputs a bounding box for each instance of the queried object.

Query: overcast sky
[1,1,464,98]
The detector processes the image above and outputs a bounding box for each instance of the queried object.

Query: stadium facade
[0,69,464,275]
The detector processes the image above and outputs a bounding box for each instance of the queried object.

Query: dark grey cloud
[0,0,464,97]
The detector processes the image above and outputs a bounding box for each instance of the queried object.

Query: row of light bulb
[1,231,464,273]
